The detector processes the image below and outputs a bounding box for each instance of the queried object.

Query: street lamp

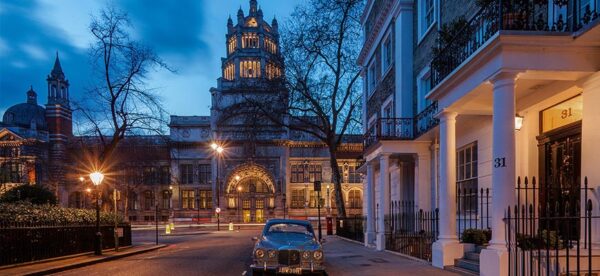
[282,193,286,219]
[89,171,104,256]
[210,142,225,231]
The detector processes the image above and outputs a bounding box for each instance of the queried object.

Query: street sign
[313,181,321,192]
[215,207,221,214]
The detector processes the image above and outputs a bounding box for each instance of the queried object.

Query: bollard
[165,224,171,234]
[229,222,234,231]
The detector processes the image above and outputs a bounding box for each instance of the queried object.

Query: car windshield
[267,223,313,236]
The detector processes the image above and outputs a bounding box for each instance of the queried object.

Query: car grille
[278,250,300,265]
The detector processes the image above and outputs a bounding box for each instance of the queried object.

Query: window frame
[418,0,438,43]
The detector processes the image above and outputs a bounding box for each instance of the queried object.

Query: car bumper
[250,264,325,274]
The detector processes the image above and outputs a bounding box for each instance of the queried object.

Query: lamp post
[282,193,286,219]
[89,171,104,256]
[326,184,331,216]
[211,142,224,231]
[196,193,200,225]
[237,185,242,223]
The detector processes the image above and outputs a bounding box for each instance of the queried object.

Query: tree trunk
[328,148,347,218]
[123,189,129,222]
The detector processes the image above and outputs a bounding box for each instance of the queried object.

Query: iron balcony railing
[431,0,599,87]
[364,101,439,149]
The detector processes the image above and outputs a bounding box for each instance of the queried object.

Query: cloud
[21,44,48,61]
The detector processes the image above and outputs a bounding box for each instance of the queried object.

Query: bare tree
[75,5,171,171]
[239,0,364,218]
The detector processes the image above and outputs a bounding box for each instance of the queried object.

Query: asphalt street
[51,228,456,276]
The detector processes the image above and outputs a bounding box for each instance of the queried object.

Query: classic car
[250,219,325,275]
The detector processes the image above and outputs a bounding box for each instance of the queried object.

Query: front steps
[444,245,484,275]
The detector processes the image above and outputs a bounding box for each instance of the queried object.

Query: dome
[3,103,47,131]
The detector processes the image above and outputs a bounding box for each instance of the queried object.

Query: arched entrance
[225,163,276,223]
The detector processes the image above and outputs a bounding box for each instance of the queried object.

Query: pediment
[0,128,24,142]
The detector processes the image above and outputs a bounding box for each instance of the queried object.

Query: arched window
[348,190,362,209]
[128,192,138,210]
[162,190,171,209]
[240,59,261,78]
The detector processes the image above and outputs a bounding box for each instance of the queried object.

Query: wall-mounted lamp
[515,115,524,131]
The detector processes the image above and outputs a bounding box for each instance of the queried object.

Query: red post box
[326,216,333,235]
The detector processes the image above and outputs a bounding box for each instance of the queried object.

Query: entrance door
[538,122,581,239]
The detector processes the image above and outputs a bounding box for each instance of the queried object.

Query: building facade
[0,0,363,225]
[360,0,600,275]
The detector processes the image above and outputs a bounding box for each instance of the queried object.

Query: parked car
[250,219,325,275]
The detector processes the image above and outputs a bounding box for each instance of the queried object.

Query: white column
[582,72,600,245]
[415,152,431,210]
[365,163,376,246]
[480,72,518,276]
[432,111,463,268]
[376,154,390,251]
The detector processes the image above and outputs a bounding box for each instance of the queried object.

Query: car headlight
[255,248,265,259]
[302,251,311,259]
[313,250,323,260]
[268,250,277,259]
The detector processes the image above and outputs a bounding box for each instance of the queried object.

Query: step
[465,252,480,261]
[444,265,479,276]
[474,245,486,253]
[455,258,479,273]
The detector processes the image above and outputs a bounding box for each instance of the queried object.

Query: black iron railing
[505,176,598,275]
[432,0,600,87]
[385,201,439,262]
[335,215,365,243]
[0,223,132,266]
[364,102,439,149]
[456,186,492,240]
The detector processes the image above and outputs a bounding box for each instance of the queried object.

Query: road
[52,228,457,276]
[54,229,256,276]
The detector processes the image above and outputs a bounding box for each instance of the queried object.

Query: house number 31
[494,157,506,168]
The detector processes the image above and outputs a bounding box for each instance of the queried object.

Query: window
[224,63,235,80]
[418,0,437,38]
[308,164,322,182]
[228,37,237,54]
[198,164,211,185]
[128,192,138,210]
[198,190,212,209]
[162,190,171,209]
[349,190,362,209]
[242,33,259,48]
[256,199,264,209]
[181,190,195,209]
[417,67,433,112]
[240,59,261,78]
[159,166,170,185]
[1,162,22,183]
[242,199,251,209]
[291,189,305,208]
[291,164,304,183]
[180,164,194,184]
[144,190,154,210]
[367,60,377,93]
[264,37,277,54]
[266,62,281,79]
[382,33,393,72]
[457,142,478,214]
[143,167,157,185]
[309,190,318,208]
[348,165,361,183]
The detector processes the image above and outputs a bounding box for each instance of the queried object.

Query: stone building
[0,0,363,224]
[359,0,600,275]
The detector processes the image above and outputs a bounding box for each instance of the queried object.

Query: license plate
[277,267,303,275]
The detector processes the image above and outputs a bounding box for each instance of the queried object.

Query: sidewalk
[324,236,458,275]
[0,244,167,276]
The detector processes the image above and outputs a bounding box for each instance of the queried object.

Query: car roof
[265,219,311,226]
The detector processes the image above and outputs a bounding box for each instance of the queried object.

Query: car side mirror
[251,236,258,242]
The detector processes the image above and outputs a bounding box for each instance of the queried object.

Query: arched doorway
[226,163,276,223]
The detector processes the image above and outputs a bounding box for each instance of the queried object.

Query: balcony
[364,102,439,149]
[431,0,599,87]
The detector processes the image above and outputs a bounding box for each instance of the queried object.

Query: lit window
[181,190,195,209]
[348,190,362,209]
[264,37,277,54]
[242,33,259,48]
[228,37,237,54]
[266,62,281,79]
[457,142,478,214]
[241,59,261,78]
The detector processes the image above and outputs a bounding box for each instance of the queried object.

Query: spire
[257,5,263,18]
[237,6,244,23]
[272,16,279,32]
[227,15,233,26]
[250,0,258,14]
[27,85,37,105]
[51,52,64,79]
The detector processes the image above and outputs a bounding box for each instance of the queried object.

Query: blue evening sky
[0,0,302,117]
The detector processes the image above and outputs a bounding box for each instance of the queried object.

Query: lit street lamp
[210,142,224,231]
[237,185,242,223]
[89,171,104,256]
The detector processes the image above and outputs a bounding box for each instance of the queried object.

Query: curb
[23,244,168,276]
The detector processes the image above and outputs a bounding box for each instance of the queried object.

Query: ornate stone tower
[45,53,72,199]
[211,0,286,144]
